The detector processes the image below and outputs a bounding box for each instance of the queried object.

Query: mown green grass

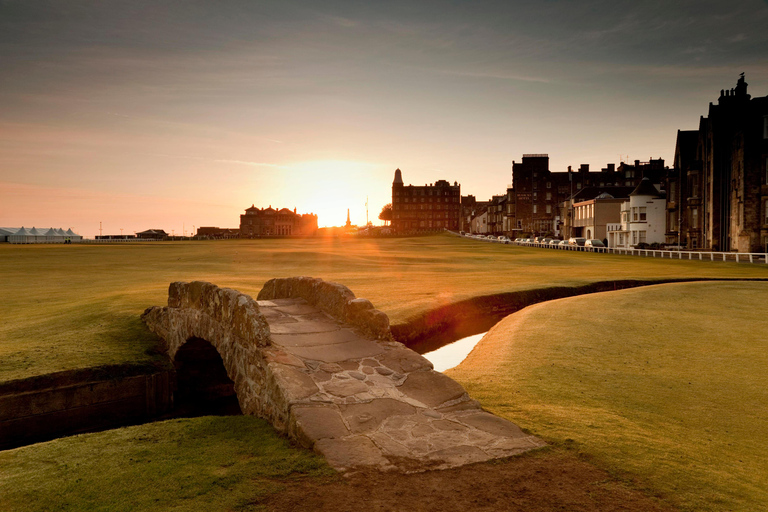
[2,234,767,382]
[448,281,768,512]
[0,416,334,512]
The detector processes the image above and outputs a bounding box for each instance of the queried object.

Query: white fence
[452,231,768,264]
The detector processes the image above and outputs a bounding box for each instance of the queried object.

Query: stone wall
[257,276,391,340]
[0,368,173,450]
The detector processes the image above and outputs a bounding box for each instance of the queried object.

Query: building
[559,186,635,240]
[239,206,318,237]
[196,227,239,239]
[391,169,461,233]
[470,210,488,234]
[510,154,666,237]
[608,178,666,248]
[486,194,508,234]
[136,229,168,240]
[667,75,768,252]
[571,192,627,242]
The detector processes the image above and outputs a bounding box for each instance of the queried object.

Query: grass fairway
[447,281,768,512]
[2,234,767,383]
[0,416,333,512]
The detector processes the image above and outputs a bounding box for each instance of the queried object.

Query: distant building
[239,206,318,237]
[96,234,136,240]
[559,186,635,240]
[510,154,667,237]
[608,178,666,248]
[136,229,168,240]
[571,192,627,242]
[667,74,768,252]
[196,227,239,239]
[470,210,488,234]
[391,169,461,233]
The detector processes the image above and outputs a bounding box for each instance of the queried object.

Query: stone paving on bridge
[258,296,545,472]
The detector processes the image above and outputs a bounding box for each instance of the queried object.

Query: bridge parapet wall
[257,276,391,340]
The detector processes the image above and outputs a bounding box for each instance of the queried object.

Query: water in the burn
[422,332,487,372]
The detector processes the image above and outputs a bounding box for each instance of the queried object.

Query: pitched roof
[629,178,662,197]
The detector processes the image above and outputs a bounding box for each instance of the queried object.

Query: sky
[2,0,768,236]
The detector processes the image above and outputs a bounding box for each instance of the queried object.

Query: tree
[378,203,393,224]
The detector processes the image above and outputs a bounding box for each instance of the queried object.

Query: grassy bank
[448,281,768,512]
[0,416,333,512]
[2,235,767,383]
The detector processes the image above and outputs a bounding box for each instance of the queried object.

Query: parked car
[541,238,552,245]
[568,237,587,246]
[498,236,511,243]
[585,239,605,248]
[549,239,560,246]
[558,240,569,246]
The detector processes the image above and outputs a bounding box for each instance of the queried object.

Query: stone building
[196,227,240,239]
[391,169,461,233]
[239,206,318,237]
[510,154,666,237]
[666,75,768,252]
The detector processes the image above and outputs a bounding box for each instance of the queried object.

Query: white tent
[4,226,83,243]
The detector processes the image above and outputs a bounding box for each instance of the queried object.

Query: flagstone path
[258,296,544,472]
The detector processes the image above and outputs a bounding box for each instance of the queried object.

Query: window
[632,207,638,221]
[639,207,647,221]
[576,183,582,190]
[546,192,552,201]
[546,182,551,189]
[692,208,698,228]
[533,205,537,214]
[546,205,552,214]
[632,231,638,244]
[533,181,538,190]
[639,231,646,244]
[764,200,768,225]
[533,192,538,200]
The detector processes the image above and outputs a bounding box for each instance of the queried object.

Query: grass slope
[448,281,768,512]
[0,416,333,512]
[2,235,767,382]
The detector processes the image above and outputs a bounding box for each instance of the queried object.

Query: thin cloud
[214,159,283,168]
[428,67,550,84]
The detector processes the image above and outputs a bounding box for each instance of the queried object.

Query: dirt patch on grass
[262,448,675,512]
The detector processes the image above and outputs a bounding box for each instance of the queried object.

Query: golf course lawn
[447,280,768,512]
[2,234,767,383]
[0,416,334,512]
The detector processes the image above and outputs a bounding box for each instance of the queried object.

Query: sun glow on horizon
[266,159,392,228]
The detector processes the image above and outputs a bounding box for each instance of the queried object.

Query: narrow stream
[422,332,487,372]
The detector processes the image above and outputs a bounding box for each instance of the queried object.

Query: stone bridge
[142,277,543,472]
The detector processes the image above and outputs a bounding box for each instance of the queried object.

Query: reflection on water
[422,332,487,372]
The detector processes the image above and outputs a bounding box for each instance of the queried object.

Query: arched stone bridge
[142,277,543,472]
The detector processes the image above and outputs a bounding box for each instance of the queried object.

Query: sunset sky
[2,0,768,236]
